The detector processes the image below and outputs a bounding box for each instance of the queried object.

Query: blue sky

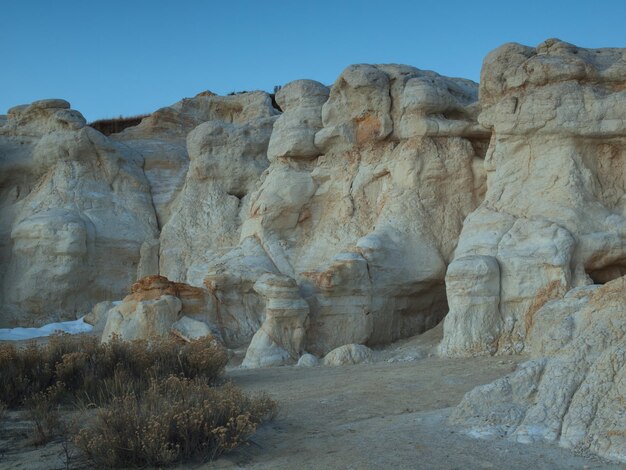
[2,0,625,121]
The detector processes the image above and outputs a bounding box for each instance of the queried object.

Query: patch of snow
[0,317,93,341]
[464,425,512,440]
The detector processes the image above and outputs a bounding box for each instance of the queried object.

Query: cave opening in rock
[586,264,626,284]
[227,191,247,200]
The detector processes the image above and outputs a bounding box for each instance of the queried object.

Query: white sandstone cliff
[444,39,626,464]
[0,99,158,326]
[205,66,488,359]
[440,39,626,356]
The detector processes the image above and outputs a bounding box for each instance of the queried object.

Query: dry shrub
[74,377,277,467]
[0,335,274,466]
[0,335,229,407]
[88,114,149,135]
[23,384,64,445]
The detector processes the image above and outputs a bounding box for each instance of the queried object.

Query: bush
[0,335,276,466]
[0,335,229,407]
[23,384,63,445]
[75,377,277,467]
[88,114,149,135]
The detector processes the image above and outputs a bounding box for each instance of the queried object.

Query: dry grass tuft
[23,384,63,445]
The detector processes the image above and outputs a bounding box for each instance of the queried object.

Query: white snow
[0,317,93,341]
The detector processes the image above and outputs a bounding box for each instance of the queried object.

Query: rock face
[451,276,626,463]
[0,100,158,326]
[3,41,626,463]
[113,91,279,283]
[158,102,277,284]
[443,40,626,464]
[210,65,487,355]
[440,39,626,357]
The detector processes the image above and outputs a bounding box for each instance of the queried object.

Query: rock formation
[100,275,217,342]
[208,65,487,357]
[323,343,373,366]
[442,39,626,464]
[451,276,626,462]
[2,36,625,463]
[0,99,158,326]
[440,39,626,357]
[112,91,279,284]
[242,274,309,368]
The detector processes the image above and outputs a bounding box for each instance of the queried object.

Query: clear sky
[2,0,625,121]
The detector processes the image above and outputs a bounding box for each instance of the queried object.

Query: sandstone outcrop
[100,275,217,342]
[112,91,279,283]
[267,80,329,160]
[112,91,278,228]
[242,273,309,368]
[451,276,626,463]
[210,65,488,356]
[101,294,182,342]
[158,105,277,284]
[2,36,626,463]
[440,39,626,357]
[443,39,626,464]
[0,63,489,357]
[0,100,158,326]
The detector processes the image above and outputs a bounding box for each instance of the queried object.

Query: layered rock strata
[440,39,626,356]
[0,100,158,326]
[100,275,218,342]
[208,66,488,355]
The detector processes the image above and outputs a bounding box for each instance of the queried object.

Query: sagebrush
[88,114,149,135]
[0,335,276,466]
[75,377,276,467]
[0,335,228,407]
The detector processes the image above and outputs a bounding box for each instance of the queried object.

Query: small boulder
[171,316,217,342]
[297,353,319,367]
[84,300,116,333]
[323,344,372,366]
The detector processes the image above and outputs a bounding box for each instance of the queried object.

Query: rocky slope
[451,276,626,462]
[1,37,625,463]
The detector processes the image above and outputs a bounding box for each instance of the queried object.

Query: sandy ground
[0,327,622,469]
